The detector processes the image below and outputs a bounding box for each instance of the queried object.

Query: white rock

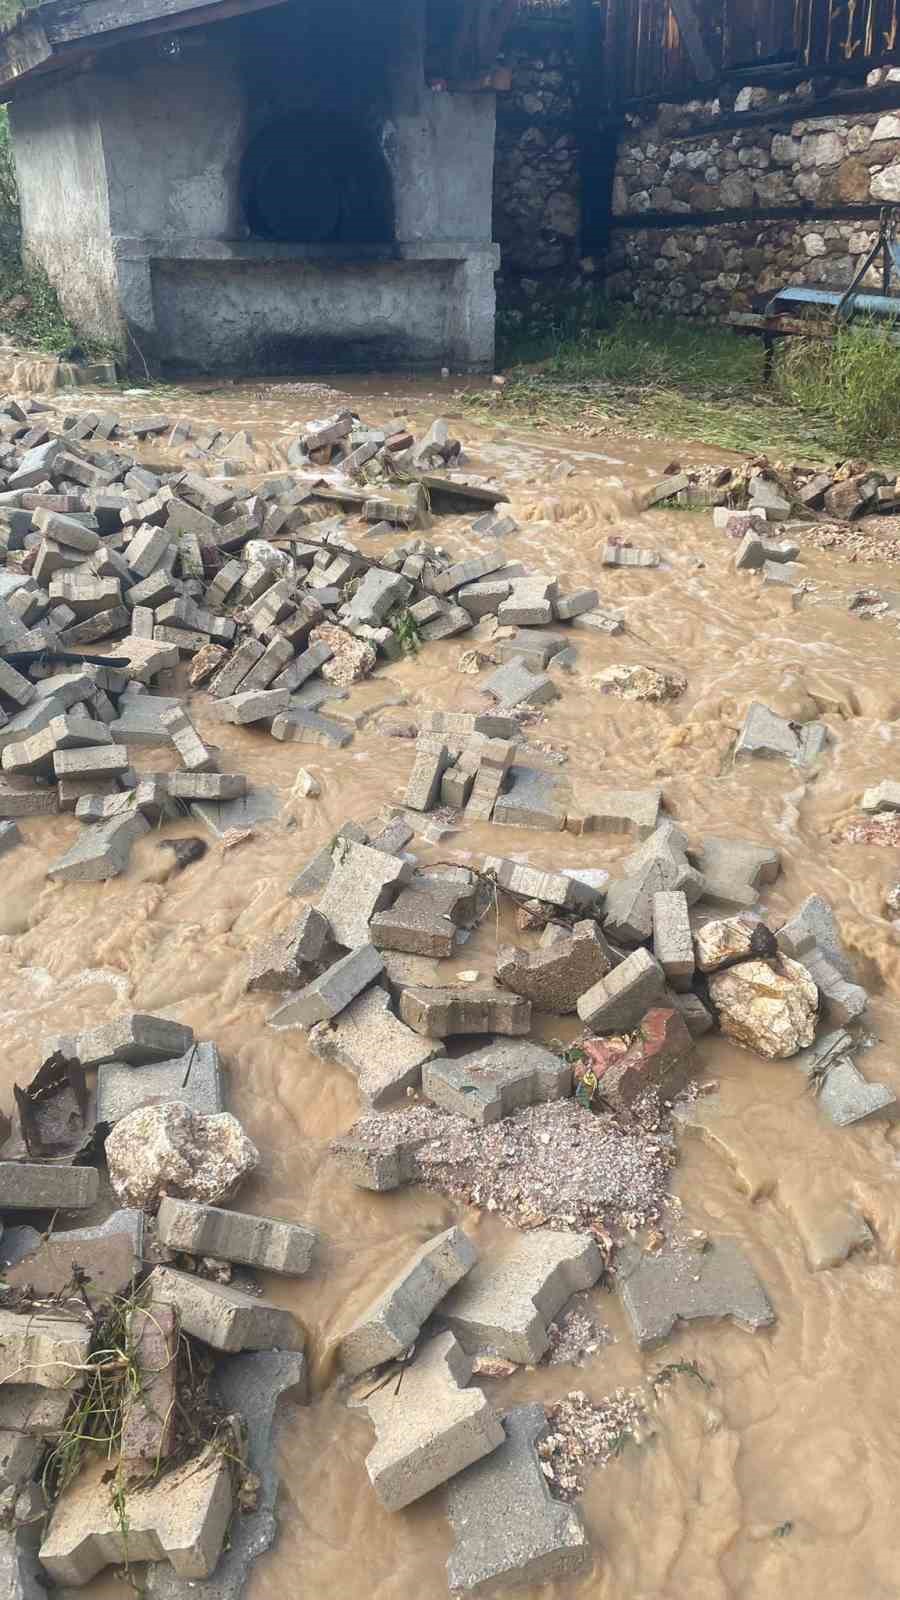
[872,114,900,142]
[105,1103,259,1209]
[708,956,818,1060]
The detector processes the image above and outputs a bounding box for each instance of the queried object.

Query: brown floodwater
[3,371,900,1600]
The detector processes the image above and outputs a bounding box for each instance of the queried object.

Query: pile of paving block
[0,398,623,873]
[643,453,900,523]
[0,1011,311,1600]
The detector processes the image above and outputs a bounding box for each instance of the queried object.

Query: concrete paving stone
[735,702,828,767]
[422,710,518,744]
[0,660,35,709]
[120,1300,178,1466]
[317,839,412,947]
[668,988,715,1038]
[361,1330,503,1511]
[464,763,507,822]
[496,921,614,1012]
[483,855,594,911]
[147,1266,304,1353]
[309,985,441,1105]
[0,818,21,854]
[159,703,217,772]
[695,836,781,908]
[423,1041,570,1125]
[457,580,512,619]
[580,786,662,839]
[572,604,625,635]
[815,1054,895,1126]
[342,567,411,626]
[330,1115,432,1191]
[554,587,599,620]
[125,567,178,609]
[861,779,900,813]
[268,944,384,1028]
[96,1039,225,1125]
[270,709,353,747]
[167,772,246,802]
[601,542,659,567]
[238,635,294,692]
[616,1237,775,1348]
[75,1012,194,1067]
[157,1198,316,1275]
[652,890,695,989]
[210,688,288,726]
[39,1443,232,1585]
[604,859,700,947]
[761,559,805,587]
[246,906,331,992]
[370,880,477,958]
[493,629,568,671]
[440,1229,603,1363]
[190,787,280,838]
[0,1310,91,1388]
[271,639,333,692]
[0,1163,99,1211]
[492,764,569,831]
[5,1209,143,1302]
[52,744,129,781]
[446,1403,590,1595]
[498,577,557,626]
[32,508,100,554]
[775,892,858,981]
[125,523,173,579]
[46,808,149,883]
[432,555,506,596]
[577,947,666,1030]
[3,715,113,776]
[403,736,451,811]
[207,638,266,699]
[0,1385,72,1443]
[0,1427,43,1492]
[480,656,557,709]
[145,1349,307,1600]
[795,945,867,1024]
[399,986,530,1038]
[341,1226,477,1380]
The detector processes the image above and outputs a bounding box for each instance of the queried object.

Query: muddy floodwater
[3,372,900,1600]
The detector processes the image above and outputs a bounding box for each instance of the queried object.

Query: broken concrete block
[361,1330,503,1511]
[775,893,857,981]
[97,1040,224,1126]
[695,836,780,908]
[370,879,477,958]
[492,764,568,831]
[39,1444,232,1585]
[330,1113,433,1192]
[51,743,129,782]
[120,1301,178,1466]
[861,779,900,813]
[481,656,557,709]
[317,840,412,947]
[797,946,867,1025]
[446,1404,590,1595]
[159,703,217,772]
[498,577,557,626]
[794,1031,895,1126]
[5,1209,143,1302]
[246,907,331,992]
[423,1042,570,1125]
[580,786,662,839]
[157,1198,316,1275]
[652,890,694,990]
[735,702,828,767]
[340,1226,477,1379]
[0,1162,99,1211]
[212,688,289,726]
[583,1006,693,1112]
[403,737,451,811]
[0,1311,91,1388]
[0,661,35,710]
[268,944,384,1028]
[616,1237,775,1348]
[604,825,703,946]
[309,986,441,1105]
[270,709,352,748]
[577,947,666,1031]
[0,776,57,819]
[483,856,597,912]
[441,1229,602,1363]
[190,787,280,838]
[495,921,613,1012]
[74,1012,194,1068]
[46,810,149,882]
[147,1266,304,1353]
[105,1103,258,1208]
[399,986,530,1038]
[0,819,21,856]
[167,772,246,802]
[208,638,266,699]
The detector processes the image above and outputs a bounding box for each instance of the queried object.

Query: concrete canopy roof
[0,0,289,99]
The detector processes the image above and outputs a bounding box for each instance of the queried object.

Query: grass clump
[774,320,900,454]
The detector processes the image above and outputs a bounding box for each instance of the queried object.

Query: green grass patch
[471,307,900,468]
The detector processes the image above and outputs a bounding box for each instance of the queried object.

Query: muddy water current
[3,374,900,1600]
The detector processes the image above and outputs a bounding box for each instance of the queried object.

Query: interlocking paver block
[96,1040,224,1126]
[440,1228,603,1363]
[370,879,477,958]
[0,1310,91,1387]
[157,1198,316,1275]
[310,985,441,1105]
[147,1267,304,1353]
[120,1301,178,1465]
[496,921,613,1012]
[46,811,149,882]
[74,1012,194,1067]
[580,786,662,839]
[0,1163,99,1211]
[246,906,331,991]
[268,944,384,1028]
[361,1331,503,1511]
[340,1226,477,1378]
[577,947,666,1031]
[159,703,217,772]
[652,890,695,990]
[422,1042,570,1125]
[616,1237,775,1348]
[399,986,531,1038]
[317,840,412,947]
[735,702,828,767]
[695,836,781,908]
[446,1404,590,1595]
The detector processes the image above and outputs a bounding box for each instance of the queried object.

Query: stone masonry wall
[493,32,581,281]
[606,70,900,319]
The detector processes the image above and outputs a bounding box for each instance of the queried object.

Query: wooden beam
[667,0,718,80]
[44,0,278,44]
[0,15,52,89]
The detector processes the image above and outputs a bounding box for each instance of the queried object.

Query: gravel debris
[539,1388,649,1499]
[799,520,900,564]
[413,1097,675,1235]
[543,1301,613,1367]
[834,814,900,848]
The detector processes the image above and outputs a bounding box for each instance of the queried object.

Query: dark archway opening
[240,112,395,244]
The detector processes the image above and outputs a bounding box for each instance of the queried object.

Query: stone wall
[606,72,900,318]
[493,31,581,281]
